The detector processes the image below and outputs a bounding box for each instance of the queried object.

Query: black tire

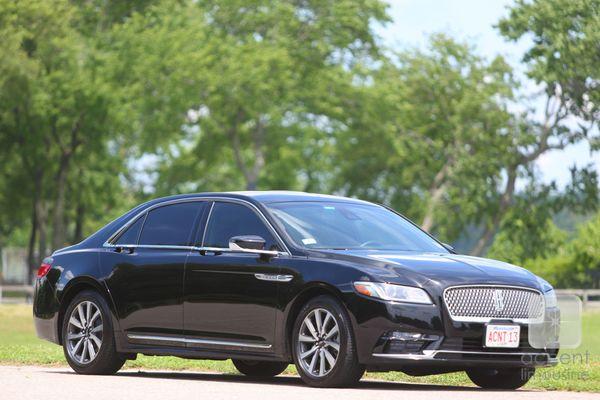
[467,367,535,390]
[61,290,126,375]
[232,359,288,378]
[291,295,365,387]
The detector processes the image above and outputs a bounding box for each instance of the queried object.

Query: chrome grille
[443,285,544,323]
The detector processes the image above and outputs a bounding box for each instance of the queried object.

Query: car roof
[139,190,373,205]
[227,191,373,204]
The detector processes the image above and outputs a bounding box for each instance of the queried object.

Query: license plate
[485,324,520,348]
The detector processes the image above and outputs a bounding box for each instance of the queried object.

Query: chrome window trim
[102,243,286,257]
[442,284,545,324]
[200,199,287,253]
[111,213,147,246]
[127,333,272,349]
[103,196,291,255]
[200,201,215,248]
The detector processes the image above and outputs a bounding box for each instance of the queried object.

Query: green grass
[1,304,598,391]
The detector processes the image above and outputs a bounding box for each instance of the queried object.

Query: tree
[524,212,600,287]
[109,0,390,192]
[487,183,568,264]
[472,0,600,255]
[0,0,130,279]
[335,35,516,243]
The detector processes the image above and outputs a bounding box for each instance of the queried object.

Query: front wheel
[232,359,288,378]
[467,367,535,389]
[62,290,126,375]
[292,295,364,387]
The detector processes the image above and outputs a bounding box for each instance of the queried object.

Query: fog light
[381,331,440,354]
[384,331,439,341]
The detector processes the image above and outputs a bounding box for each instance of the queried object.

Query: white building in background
[0,247,28,284]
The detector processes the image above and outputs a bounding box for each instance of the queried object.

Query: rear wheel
[292,295,364,387]
[62,290,126,375]
[232,359,288,378]
[467,367,535,389]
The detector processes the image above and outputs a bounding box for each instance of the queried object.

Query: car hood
[310,249,541,291]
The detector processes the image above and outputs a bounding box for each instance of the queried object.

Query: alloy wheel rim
[67,300,103,364]
[297,308,340,377]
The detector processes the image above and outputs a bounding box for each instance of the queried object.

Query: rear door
[102,201,206,343]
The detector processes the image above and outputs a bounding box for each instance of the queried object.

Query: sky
[376,0,599,188]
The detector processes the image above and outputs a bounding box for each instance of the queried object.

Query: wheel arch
[57,277,117,345]
[282,282,351,359]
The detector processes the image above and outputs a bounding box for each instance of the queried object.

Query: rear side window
[114,216,145,245]
[138,202,205,246]
[203,202,278,250]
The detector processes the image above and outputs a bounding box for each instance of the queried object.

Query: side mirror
[229,235,266,251]
[442,243,455,253]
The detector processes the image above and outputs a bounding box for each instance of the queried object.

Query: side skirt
[114,332,291,363]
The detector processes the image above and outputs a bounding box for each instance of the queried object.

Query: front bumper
[346,294,559,371]
[372,349,558,367]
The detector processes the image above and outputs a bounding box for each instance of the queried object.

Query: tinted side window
[139,202,205,246]
[203,202,278,250]
[115,215,145,245]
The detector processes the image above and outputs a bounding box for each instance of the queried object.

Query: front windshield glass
[267,201,448,252]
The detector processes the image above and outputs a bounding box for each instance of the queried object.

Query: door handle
[254,274,294,282]
[114,245,134,254]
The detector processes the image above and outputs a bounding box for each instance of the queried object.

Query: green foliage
[569,212,600,282]
[487,181,566,263]
[520,213,600,287]
[107,0,389,192]
[335,34,516,242]
[0,0,598,288]
[0,0,134,261]
[498,0,600,124]
[489,218,568,265]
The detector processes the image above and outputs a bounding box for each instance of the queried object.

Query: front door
[103,201,206,342]
[184,201,285,351]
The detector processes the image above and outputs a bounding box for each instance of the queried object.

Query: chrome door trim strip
[127,333,272,349]
[185,337,272,349]
[103,196,291,255]
[254,273,294,282]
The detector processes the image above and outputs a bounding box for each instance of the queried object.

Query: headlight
[544,289,558,308]
[353,281,432,304]
[537,277,557,308]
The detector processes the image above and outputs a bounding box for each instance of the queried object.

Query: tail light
[37,262,52,278]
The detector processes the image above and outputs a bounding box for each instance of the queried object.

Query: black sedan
[34,191,558,388]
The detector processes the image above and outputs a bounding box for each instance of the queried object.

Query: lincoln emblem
[493,289,505,312]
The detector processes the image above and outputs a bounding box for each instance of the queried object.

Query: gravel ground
[1,365,598,400]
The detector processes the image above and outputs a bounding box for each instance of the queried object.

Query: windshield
[267,201,448,252]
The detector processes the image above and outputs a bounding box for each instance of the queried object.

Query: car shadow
[47,369,520,392]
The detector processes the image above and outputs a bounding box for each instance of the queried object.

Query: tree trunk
[73,200,85,243]
[51,154,70,250]
[227,114,266,191]
[27,200,39,283]
[36,200,48,267]
[470,167,517,256]
[421,163,450,232]
[27,170,45,283]
[245,148,264,190]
